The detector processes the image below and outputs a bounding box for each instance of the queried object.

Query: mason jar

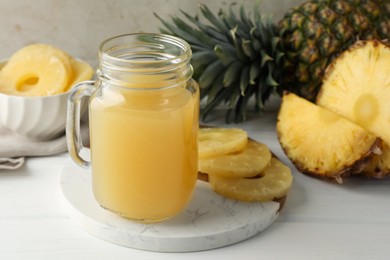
[66,33,199,222]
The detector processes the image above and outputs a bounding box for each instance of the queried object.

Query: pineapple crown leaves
[154,3,282,123]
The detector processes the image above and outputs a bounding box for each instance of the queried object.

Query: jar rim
[97,33,193,90]
[98,33,192,66]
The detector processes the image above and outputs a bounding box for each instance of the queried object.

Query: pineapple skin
[277,92,381,183]
[363,142,390,178]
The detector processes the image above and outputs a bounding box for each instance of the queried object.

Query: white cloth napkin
[0,124,89,170]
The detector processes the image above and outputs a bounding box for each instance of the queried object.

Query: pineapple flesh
[277,92,380,183]
[199,139,272,178]
[208,157,292,202]
[317,40,390,177]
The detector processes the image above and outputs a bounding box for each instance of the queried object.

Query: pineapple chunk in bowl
[0,55,93,141]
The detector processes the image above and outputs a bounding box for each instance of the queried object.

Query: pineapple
[277,92,381,183]
[199,127,248,159]
[199,139,272,178]
[155,0,390,122]
[317,40,390,178]
[0,44,73,96]
[208,157,292,202]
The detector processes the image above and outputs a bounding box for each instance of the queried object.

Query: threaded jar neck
[97,33,193,89]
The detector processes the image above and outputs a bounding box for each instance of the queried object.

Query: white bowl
[0,61,89,141]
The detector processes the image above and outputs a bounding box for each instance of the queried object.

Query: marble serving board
[60,154,281,252]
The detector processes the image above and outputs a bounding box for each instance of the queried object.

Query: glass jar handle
[66,81,95,168]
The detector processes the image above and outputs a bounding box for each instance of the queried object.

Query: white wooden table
[1,101,390,260]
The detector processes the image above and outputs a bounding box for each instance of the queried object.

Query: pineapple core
[354,94,379,128]
[16,75,40,92]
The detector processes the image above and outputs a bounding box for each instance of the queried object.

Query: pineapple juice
[89,79,199,222]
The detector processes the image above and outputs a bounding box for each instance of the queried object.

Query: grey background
[0,0,305,66]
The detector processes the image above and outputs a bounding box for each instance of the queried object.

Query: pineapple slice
[317,40,390,178]
[0,44,73,96]
[208,157,292,202]
[277,92,381,183]
[199,128,248,159]
[64,58,94,92]
[199,140,272,178]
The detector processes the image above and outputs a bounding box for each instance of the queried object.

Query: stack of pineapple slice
[0,44,93,96]
[277,40,390,183]
[199,128,293,202]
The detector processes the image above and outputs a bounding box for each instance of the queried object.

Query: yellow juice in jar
[89,80,199,222]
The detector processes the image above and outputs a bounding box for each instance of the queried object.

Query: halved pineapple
[199,128,248,159]
[0,44,73,96]
[199,140,272,178]
[317,40,390,178]
[277,92,381,183]
[208,157,292,202]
